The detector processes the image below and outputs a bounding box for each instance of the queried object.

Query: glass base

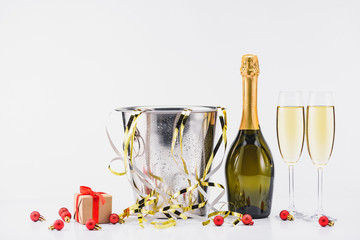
[303,210,337,222]
[288,209,306,219]
[276,207,306,220]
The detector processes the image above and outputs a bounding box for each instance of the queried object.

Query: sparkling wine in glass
[306,91,336,221]
[276,91,305,218]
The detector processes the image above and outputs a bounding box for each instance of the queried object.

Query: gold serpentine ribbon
[107,109,170,201]
[202,210,243,226]
[170,107,228,214]
[167,107,230,225]
[107,107,228,228]
[107,109,187,227]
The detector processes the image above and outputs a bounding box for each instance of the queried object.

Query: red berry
[30,211,40,222]
[242,214,253,225]
[280,210,289,220]
[61,211,72,223]
[213,215,224,226]
[109,213,120,224]
[58,207,68,216]
[319,216,329,227]
[86,219,96,230]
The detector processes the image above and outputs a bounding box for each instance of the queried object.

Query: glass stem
[288,165,295,211]
[317,166,324,213]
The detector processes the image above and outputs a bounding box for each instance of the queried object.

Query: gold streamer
[151,218,176,229]
[202,210,243,226]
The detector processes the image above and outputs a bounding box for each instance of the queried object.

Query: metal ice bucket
[111,106,218,216]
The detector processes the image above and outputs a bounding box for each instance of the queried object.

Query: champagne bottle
[225,54,274,218]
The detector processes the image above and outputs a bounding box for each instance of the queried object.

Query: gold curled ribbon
[107,109,143,176]
[107,107,228,228]
[108,109,168,200]
[151,218,176,229]
[201,201,243,226]
[168,107,229,223]
[202,210,243,226]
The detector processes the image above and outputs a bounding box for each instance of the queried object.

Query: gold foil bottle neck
[239,54,259,130]
[240,54,259,77]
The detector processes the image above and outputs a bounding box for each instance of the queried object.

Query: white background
[0,0,359,239]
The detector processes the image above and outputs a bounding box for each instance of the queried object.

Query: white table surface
[1,197,358,240]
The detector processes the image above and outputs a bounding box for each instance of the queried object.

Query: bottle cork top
[240,54,259,77]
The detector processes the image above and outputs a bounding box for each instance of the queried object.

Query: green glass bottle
[225,54,274,218]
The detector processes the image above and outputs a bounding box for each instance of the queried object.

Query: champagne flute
[306,91,336,221]
[276,91,305,218]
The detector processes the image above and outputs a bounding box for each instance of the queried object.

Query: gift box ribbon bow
[75,186,106,223]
